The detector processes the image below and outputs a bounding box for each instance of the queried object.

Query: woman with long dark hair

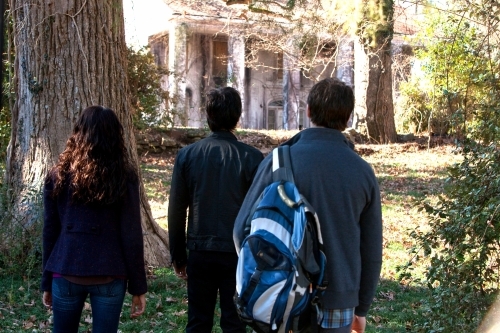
[41,106,147,332]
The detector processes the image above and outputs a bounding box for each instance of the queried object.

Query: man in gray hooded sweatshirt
[234,78,382,333]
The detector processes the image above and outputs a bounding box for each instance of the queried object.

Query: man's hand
[42,291,52,309]
[173,262,188,280]
[130,294,146,318]
[351,315,366,333]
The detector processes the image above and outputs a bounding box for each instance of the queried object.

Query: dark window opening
[213,40,228,86]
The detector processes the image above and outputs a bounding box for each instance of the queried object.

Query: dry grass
[140,153,175,228]
[359,142,462,281]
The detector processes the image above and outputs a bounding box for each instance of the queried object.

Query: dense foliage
[127,46,172,129]
[355,0,394,47]
[0,104,9,166]
[0,11,13,171]
[398,13,494,138]
[400,1,500,331]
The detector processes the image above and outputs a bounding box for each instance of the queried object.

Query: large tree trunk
[354,36,397,143]
[6,0,169,266]
[353,0,397,144]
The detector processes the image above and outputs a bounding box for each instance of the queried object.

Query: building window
[298,101,307,129]
[267,52,284,82]
[149,34,169,67]
[185,88,193,114]
[300,40,337,82]
[276,52,283,81]
[213,40,228,86]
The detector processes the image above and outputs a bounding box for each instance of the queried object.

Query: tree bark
[6,0,169,266]
[353,0,397,144]
[354,35,397,143]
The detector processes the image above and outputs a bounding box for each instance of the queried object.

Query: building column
[336,37,355,127]
[168,22,187,126]
[336,37,354,87]
[228,34,246,127]
[283,37,300,130]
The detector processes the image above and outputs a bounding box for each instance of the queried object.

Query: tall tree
[353,0,397,143]
[5,0,169,266]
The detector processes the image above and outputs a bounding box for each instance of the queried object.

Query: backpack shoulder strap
[243,145,295,233]
[272,145,295,183]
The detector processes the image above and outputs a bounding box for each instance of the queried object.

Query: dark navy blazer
[42,173,147,296]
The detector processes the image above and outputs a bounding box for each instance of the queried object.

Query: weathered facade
[149,0,419,130]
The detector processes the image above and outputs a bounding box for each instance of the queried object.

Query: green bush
[127,46,174,129]
[405,140,500,332]
[0,107,8,165]
[395,80,432,134]
[401,2,500,331]
[397,11,494,138]
[0,183,43,278]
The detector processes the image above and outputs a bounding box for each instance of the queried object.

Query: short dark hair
[307,78,354,131]
[205,87,242,131]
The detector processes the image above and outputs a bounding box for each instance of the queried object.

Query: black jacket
[168,131,263,267]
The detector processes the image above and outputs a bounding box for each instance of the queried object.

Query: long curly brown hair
[49,106,135,204]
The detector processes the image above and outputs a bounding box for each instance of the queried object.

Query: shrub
[0,183,43,278]
[397,11,494,139]
[127,46,174,129]
[395,80,432,134]
[401,2,500,331]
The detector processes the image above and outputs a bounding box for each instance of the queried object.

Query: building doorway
[266,100,308,130]
[267,100,284,130]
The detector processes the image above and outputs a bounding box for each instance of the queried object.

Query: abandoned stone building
[149,0,419,130]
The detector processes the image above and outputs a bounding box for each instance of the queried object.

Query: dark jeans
[51,277,126,333]
[186,250,246,333]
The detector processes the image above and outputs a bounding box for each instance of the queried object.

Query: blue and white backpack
[235,145,328,333]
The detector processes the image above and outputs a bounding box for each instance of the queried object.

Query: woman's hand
[42,291,52,309]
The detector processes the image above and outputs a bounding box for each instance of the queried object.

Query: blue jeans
[51,277,127,333]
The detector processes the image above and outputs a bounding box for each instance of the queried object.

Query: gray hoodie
[233,127,382,316]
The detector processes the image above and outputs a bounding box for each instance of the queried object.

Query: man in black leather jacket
[168,87,263,333]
